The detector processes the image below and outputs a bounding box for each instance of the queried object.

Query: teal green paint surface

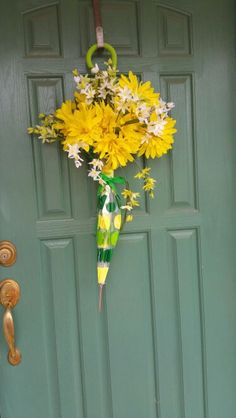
[0,0,236,417]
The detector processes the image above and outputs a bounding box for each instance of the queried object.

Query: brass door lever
[0,279,21,365]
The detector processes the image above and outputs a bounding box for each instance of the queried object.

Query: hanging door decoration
[28,0,177,310]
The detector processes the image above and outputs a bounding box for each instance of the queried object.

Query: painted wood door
[0,0,236,417]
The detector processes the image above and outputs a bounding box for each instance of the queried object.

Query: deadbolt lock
[0,241,17,267]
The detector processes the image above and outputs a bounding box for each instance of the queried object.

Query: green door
[0,0,236,417]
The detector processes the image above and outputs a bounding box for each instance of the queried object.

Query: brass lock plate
[0,241,17,267]
[0,280,20,308]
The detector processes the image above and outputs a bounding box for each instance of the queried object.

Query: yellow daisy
[93,103,141,170]
[119,71,160,105]
[56,102,102,151]
[138,117,177,158]
[54,100,75,135]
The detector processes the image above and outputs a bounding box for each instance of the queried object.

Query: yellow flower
[134,167,151,179]
[28,114,59,143]
[126,214,133,222]
[54,100,75,135]
[138,117,177,158]
[55,102,102,152]
[74,91,87,105]
[122,189,140,207]
[119,71,159,105]
[143,177,156,191]
[93,103,141,170]
[122,189,139,199]
[28,60,177,226]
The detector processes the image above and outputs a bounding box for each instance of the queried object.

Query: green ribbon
[97,173,126,197]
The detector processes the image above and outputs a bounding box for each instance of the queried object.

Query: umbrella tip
[98,284,104,312]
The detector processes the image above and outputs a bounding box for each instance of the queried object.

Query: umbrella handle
[86,43,117,69]
[98,284,104,312]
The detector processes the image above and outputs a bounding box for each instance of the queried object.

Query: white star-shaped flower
[89,159,104,170]
[136,104,150,123]
[66,144,84,168]
[88,168,101,181]
[118,86,133,102]
[66,144,80,159]
[98,88,109,99]
[91,63,100,74]
[75,158,83,168]
[147,119,166,136]
[74,75,81,84]
[121,204,133,211]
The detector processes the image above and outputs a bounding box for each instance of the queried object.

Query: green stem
[115,109,122,123]
[121,118,139,126]
[120,178,130,232]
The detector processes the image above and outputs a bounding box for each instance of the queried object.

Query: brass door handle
[0,279,21,365]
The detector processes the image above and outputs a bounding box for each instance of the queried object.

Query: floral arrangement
[28,59,176,309]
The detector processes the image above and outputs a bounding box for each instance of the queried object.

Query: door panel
[0,1,236,417]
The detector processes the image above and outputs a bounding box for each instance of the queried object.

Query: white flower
[88,168,101,181]
[66,144,84,168]
[98,88,109,100]
[86,89,96,103]
[167,102,175,110]
[147,119,166,136]
[155,99,175,117]
[121,204,133,211]
[97,78,117,99]
[98,177,106,186]
[66,144,80,159]
[130,192,140,199]
[136,104,150,123]
[74,75,81,84]
[118,86,133,102]
[80,85,96,104]
[91,63,100,74]
[114,100,130,113]
[75,159,83,168]
[76,75,90,90]
[101,78,117,92]
[132,94,140,103]
[89,159,104,170]
[141,134,151,144]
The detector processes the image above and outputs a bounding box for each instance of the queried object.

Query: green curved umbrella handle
[86,43,117,69]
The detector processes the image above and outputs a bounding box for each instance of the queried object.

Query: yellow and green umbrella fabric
[96,173,125,310]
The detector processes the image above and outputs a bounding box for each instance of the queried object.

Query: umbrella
[96,173,125,310]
